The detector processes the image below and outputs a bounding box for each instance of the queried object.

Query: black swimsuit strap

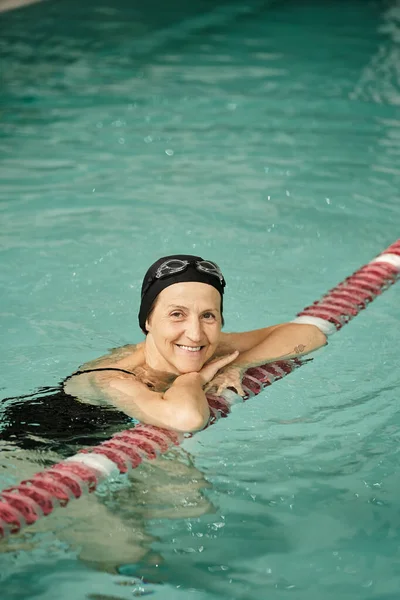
[65,367,137,382]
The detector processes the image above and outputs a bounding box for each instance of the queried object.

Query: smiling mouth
[176,345,204,352]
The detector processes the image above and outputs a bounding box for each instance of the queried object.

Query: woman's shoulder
[65,343,176,398]
[64,344,145,401]
[77,343,144,372]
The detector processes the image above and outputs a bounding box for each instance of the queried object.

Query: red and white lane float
[0,240,399,539]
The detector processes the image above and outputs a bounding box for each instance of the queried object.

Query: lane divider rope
[0,239,399,539]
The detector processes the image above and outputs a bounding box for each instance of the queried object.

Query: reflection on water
[0,0,44,13]
[0,445,214,576]
[352,2,400,107]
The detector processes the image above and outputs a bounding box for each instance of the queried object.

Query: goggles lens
[155,259,188,279]
[196,260,224,284]
[144,259,225,296]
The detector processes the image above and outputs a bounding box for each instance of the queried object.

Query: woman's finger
[199,351,240,386]
[213,351,239,370]
[208,352,239,379]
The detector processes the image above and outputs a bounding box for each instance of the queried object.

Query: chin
[176,365,197,375]
[173,356,205,374]
[176,360,204,374]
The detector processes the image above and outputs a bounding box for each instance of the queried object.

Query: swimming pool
[1,0,400,598]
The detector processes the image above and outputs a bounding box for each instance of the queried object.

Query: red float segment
[44,469,88,499]
[82,430,163,471]
[130,428,174,452]
[241,359,303,398]
[297,260,399,331]
[134,425,182,446]
[51,462,99,495]
[22,475,72,506]
[105,442,145,466]
[81,442,143,469]
[0,491,43,525]
[5,484,53,516]
[0,502,26,534]
[207,395,231,417]
[384,240,400,255]
[54,462,99,488]
[113,430,162,452]
[127,436,160,459]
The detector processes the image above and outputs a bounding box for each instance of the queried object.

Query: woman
[0,253,327,573]
[64,254,327,432]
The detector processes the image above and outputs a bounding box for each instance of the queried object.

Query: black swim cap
[138,254,225,333]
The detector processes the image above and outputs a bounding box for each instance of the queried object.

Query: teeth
[178,345,201,352]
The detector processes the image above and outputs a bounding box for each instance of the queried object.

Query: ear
[145,318,150,333]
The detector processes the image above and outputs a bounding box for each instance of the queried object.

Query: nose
[185,316,202,342]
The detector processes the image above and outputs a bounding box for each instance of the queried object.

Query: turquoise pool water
[1,0,400,598]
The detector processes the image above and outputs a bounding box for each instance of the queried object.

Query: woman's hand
[197,351,239,387]
[204,364,245,397]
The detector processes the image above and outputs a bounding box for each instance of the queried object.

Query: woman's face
[145,282,222,374]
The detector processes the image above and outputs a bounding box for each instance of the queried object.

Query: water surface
[1,0,400,598]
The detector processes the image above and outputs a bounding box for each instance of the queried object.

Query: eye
[170,311,184,319]
[202,312,216,321]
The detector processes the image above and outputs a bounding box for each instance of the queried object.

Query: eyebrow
[167,305,219,312]
[167,305,188,310]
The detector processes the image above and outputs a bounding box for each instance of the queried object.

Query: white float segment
[65,453,119,478]
[371,253,400,270]
[291,315,337,336]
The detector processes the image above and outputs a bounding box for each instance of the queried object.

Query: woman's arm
[220,322,326,356]
[78,352,239,433]
[233,323,327,366]
[207,324,327,396]
[103,372,210,433]
[219,324,285,353]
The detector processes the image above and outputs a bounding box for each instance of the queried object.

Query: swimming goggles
[143,259,226,296]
